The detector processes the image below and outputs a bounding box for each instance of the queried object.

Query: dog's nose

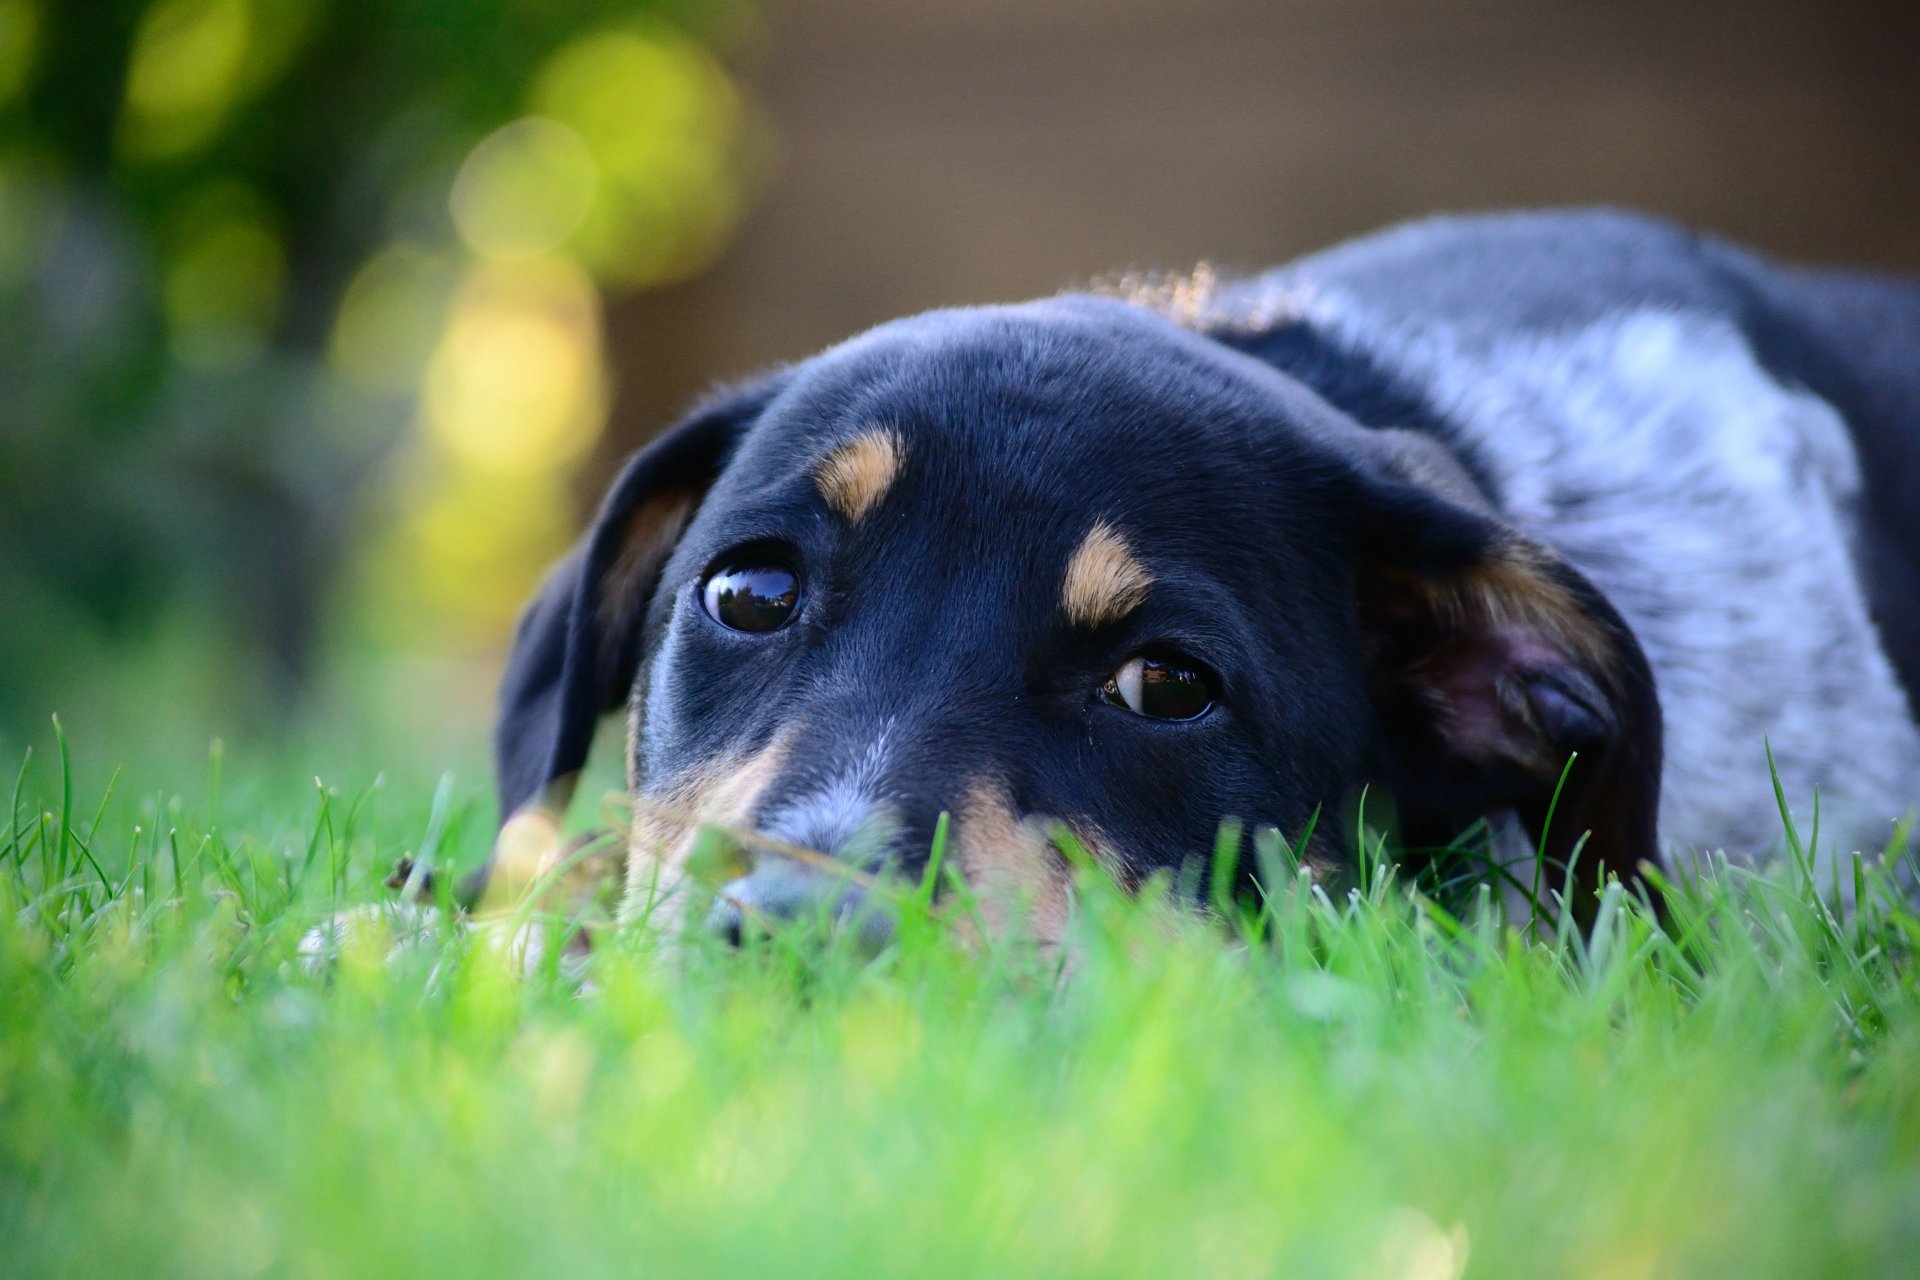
[704,858,894,950]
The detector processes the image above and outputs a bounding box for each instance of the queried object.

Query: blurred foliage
[5,741,1920,1278]
[0,0,762,729]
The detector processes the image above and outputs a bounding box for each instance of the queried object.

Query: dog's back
[1204,209,1920,864]
[1762,265,1920,701]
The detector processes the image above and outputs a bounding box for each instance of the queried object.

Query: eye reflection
[701,562,800,633]
[1101,650,1216,721]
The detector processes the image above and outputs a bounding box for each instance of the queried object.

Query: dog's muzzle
[705,768,907,948]
[704,855,895,950]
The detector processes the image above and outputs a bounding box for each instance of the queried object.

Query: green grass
[4,724,1920,1280]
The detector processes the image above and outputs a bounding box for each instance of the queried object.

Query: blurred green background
[3,0,1917,766]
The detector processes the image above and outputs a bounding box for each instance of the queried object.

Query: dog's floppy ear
[1348,432,1663,905]
[490,374,788,833]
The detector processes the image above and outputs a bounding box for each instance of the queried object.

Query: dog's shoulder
[1265,206,1750,338]
[1747,266,1920,705]
[1202,208,1920,866]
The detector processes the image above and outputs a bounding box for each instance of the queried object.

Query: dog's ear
[491,374,788,831]
[1348,431,1663,904]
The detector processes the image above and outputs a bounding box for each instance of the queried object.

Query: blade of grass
[8,745,31,868]
[1529,750,1580,943]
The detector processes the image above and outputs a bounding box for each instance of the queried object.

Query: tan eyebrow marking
[1061,521,1152,627]
[814,429,904,522]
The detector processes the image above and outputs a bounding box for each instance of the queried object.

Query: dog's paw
[296,899,440,976]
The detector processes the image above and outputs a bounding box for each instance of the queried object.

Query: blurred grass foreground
[0,0,761,745]
[3,742,1920,1278]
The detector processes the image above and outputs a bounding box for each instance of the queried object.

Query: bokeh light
[364,254,609,645]
[0,0,38,106]
[0,1,765,730]
[423,257,605,476]
[329,245,459,398]
[350,19,763,658]
[161,180,285,369]
[452,117,599,261]
[359,449,579,647]
[533,25,751,288]
[119,0,315,161]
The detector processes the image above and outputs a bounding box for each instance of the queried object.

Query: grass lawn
[3,723,1918,1279]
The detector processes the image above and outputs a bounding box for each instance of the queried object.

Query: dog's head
[488,297,1660,940]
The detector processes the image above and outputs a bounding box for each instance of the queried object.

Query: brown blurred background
[605,0,1920,449]
[2,0,1915,751]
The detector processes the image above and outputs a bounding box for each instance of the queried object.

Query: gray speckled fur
[1211,211,1920,873]
[757,724,901,859]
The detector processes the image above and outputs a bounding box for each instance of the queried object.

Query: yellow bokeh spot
[532,26,750,288]
[451,117,600,261]
[344,23,759,652]
[121,0,251,158]
[162,183,285,369]
[0,0,39,106]
[1372,1207,1469,1280]
[423,258,606,475]
[329,245,458,396]
[119,0,313,161]
[361,450,578,643]
[349,254,619,645]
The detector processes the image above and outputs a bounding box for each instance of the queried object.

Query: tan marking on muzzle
[814,429,904,522]
[953,781,1073,943]
[1061,521,1152,628]
[621,733,794,922]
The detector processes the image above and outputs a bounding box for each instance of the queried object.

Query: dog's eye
[701,561,801,632]
[1101,650,1216,721]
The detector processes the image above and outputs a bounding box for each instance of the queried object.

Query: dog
[477,208,1920,944]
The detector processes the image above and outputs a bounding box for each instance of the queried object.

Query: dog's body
[1205,211,1920,869]
[487,209,1920,938]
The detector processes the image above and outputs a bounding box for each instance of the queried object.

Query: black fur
[492,377,785,818]
[484,209,1917,926]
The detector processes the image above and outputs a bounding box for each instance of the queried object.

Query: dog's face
[632,301,1373,917]
[493,297,1661,939]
